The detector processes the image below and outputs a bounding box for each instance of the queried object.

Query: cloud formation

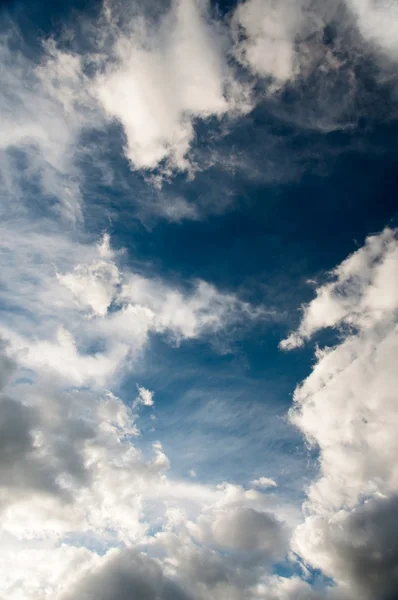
[1,0,398,598]
[283,228,398,599]
[94,0,250,173]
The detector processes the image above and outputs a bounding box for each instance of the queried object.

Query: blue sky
[0,0,398,599]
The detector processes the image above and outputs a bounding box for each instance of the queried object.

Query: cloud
[93,0,250,173]
[251,477,278,489]
[136,386,155,407]
[0,32,97,222]
[2,2,398,598]
[233,0,398,90]
[296,495,398,600]
[346,0,398,58]
[232,0,347,90]
[60,548,192,600]
[57,234,121,317]
[1,0,397,236]
[0,360,292,597]
[250,575,337,600]
[0,544,98,600]
[282,228,398,598]
[0,227,264,387]
[191,505,288,556]
[280,227,398,349]
[231,0,398,135]
[233,0,309,86]
[0,208,281,598]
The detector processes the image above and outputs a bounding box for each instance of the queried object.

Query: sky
[0,0,398,598]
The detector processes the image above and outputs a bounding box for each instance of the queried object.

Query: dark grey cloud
[0,343,95,507]
[325,495,398,600]
[0,390,94,506]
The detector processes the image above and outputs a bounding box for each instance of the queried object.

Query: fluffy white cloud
[233,0,306,85]
[93,0,250,173]
[57,234,121,317]
[232,0,342,89]
[2,1,398,597]
[0,544,98,600]
[283,228,398,599]
[136,386,155,407]
[0,227,263,387]
[251,477,278,489]
[346,0,398,58]
[280,228,398,349]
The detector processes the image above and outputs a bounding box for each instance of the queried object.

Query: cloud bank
[283,228,398,600]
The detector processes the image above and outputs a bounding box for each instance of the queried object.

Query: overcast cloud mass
[0,0,397,598]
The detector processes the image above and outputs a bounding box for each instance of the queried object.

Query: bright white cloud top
[0,0,397,598]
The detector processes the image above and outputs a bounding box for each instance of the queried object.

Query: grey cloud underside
[0,353,93,505]
[321,495,398,600]
[61,550,193,600]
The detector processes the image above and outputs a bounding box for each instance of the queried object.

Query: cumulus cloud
[0,227,263,387]
[0,215,278,599]
[192,505,287,556]
[0,0,248,227]
[2,1,398,598]
[233,0,398,89]
[280,227,398,349]
[346,0,398,58]
[136,385,155,407]
[1,0,396,234]
[283,228,398,599]
[231,0,398,134]
[94,0,250,173]
[60,548,192,600]
[233,0,309,85]
[0,360,291,598]
[57,234,121,317]
[251,477,278,489]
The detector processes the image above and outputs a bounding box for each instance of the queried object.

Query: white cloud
[346,0,398,58]
[251,477,278,489]
[233,0,306,85]
[57,234,121,317]
[282,228,398,598]
[0,34,97,222]
[0,228,263,388]
[280,227,398,349]
[2,2,398,597]
[0,544,98,600]
[0,351,291,598]
[136,386,155,407]
[0,213,276,597]
[232,0,341,90]
[93,0,250,173]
